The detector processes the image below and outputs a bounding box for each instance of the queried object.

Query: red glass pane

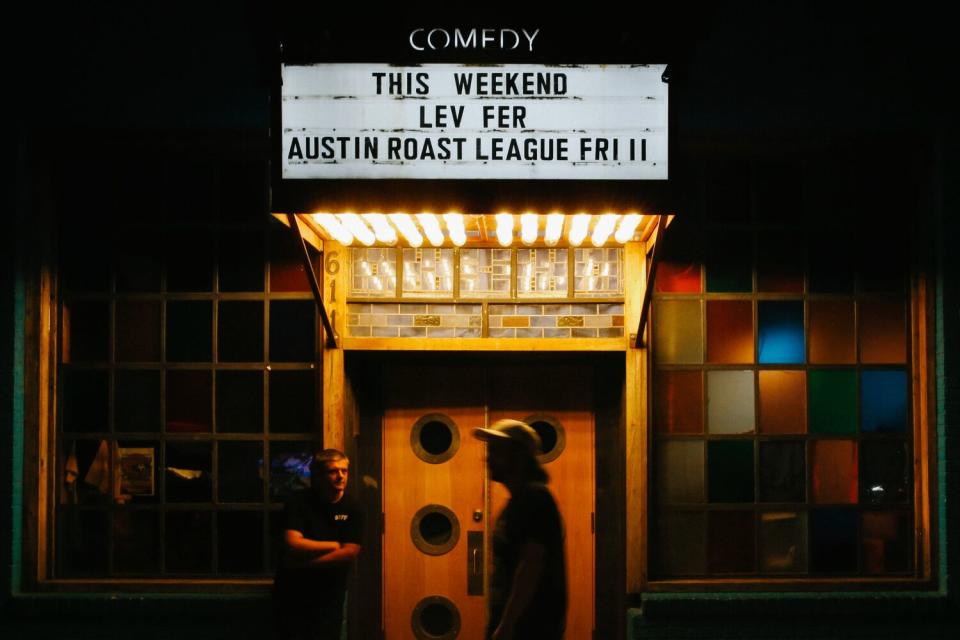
[809,300,855,364]
[812,440,858,504]
[653,370,703,434]
[707,300,754,363]
[859,298,906,364]
[758,370,806,434]
[269,227,311,292]
[655,261,702,293]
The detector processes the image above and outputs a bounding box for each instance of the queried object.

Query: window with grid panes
[649,159,921,581]
[56,154,321,579]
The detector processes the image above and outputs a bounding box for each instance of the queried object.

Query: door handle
[467,531,484,596]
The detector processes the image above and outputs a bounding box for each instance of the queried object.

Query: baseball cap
[472,419,542,457]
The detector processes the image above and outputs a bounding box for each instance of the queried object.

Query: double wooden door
[382,363,594,639]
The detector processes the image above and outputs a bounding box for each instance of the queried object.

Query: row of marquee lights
[310,212,646,248]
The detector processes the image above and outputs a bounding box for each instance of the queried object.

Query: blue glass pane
[758,301,805,364]
[861,370,908,433]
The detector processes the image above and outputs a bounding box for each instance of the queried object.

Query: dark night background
[5,1,959,638]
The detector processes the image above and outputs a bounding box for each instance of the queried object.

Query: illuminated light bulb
[495,212,514,247]
[388,213,423,247]
[520,212,539,245]
[362,213,397,245]
[615,213,644,244]
[339,213,376,246]
[568,213,591,247]
[311,213,354,246]
[416,213,445,247]
[443,212,467,247]
[591,213,619,247]
[544,213,565,246]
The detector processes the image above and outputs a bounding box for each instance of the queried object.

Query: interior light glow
[544,213,565,246]
[614,213,644,244]
[312,213,354,246]
[388,213,423,247]
[416,213,445,247]
[443,212,467,247]
[362,213,397,245]
[568,213,591,247]
[591,213,619,247]
[339,213,376,246]
[495,213,514,247]
[520,213,539,245]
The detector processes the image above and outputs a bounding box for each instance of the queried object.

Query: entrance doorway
[382,362,595,639]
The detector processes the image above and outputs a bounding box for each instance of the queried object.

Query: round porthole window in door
[524,414,566,464]
[410,413,460,464]
[411,595,461,640]
[410,504,460,556]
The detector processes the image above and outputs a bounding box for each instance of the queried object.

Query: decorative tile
[414,315,441,327]
[398,326,427,338]
[503,316,530,328]
[572,328,598,338]
[584,315,613,328]
[372,327,398,337]
[543,304,571,315]
[543,328,572,338]
[387,315,412,326]
[558,316,585,327]
[599,327,624,338]
[530,315,558,328]
[348,325,371,337]
[489,328,516,338]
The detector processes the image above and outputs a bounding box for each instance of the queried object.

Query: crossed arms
[283,529,362,569]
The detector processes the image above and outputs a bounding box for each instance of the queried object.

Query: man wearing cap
[474,419,567,640]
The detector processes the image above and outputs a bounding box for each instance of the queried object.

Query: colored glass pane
[758,301,804,364]
[862,511,911,573]
[218,511,264,574]
[759,441,805,502]
[706,300,754,363]
[808,369,857,435]
[652,299,703,365]
[757,229,804,292]
[115,370,160,433]
[62,300,109,362]
[861,370,908,433]
[859,298,906,364]
[809,300,855,364]
[708,510,756,573]
[655,260,702,293]
[860,440,911,504]
[269,442,314,498]
[166,301,212,362]
[707,440,754,503]
[707,370,755,434]
[653,370,703,434]
[810,508,858,573]
[116,300,161,362]
[705,232,752,292]
[655,441,705,503]
[269,370,316,434]
[269,226,311,292]
[758,370,806,434]
[218,300,264,362]
[811,440,858,504]
[760,511,807,573]
[269,300,316,362]
[808,231,855,293]
[166,370,212,433]
[216,371,263,433]
[653,511,706,575]
[165,511,212,573]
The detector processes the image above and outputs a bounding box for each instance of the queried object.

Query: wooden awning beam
[286,213,338,349]
[635,214,669,348]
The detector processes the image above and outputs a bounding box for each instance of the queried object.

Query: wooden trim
[912,272,934,581]
[341,337,625,352]
[322,241,349,450]
[287,213,337,348]
[271,213,324,251]
[623,241,647,592]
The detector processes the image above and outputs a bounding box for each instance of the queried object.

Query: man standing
[473,420,567,640]
[274,449,364,640]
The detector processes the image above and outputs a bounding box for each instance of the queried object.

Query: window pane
[351,247,399,297]
[269,226,312,293]
[655,441,704,503]
[166,229,214,292]
[653,370,703,434]
[759,441,805,502]
[460,248,512,298]
[403,248,455,297]
[218,441,264,503]
[219,229,265,292]
[165,441,212,503]
[757,229,804,293]
[809,300,855,364]
[707,440,754,503]
[166,370,212,433]
[216,371,263,433]
[114,509,160,574]
[62,300,109,362]
[115,370,160,433]
[517,248,568,297]
[758,301,804,364]
[218,511,264,574]
[859,299,907,364]
[760,511,807,573]
[811,440,858,504]
[706,300,754,363]
[708,510,755,573]
[810,508,857,573]
[808,370,857,435]
[860,370,908,433]
[862,511,911,573]
[655,260,701,293]
[758,370,806,434]
[165,510,212,573]
[653,300,703,365]
[269,442,314,499]
[117,301,161,362]
[166,301,212,362]
[860,440,911,504]
[574,248,622,296]
[707,370,755,435]
[705,231,752,292]
[653,511,706,575]
[61,439,112,504]
[269,300,315,362]
[269,370,316,434]
[62,370,109,433]
[59,508,109,576]
[218,301,264,362]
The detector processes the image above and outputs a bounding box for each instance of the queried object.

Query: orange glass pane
[809,300,855,364]
[707,300,754,363]
[758,370,806,434]
[654,371,703,434]
[656,261,702,293]
[859,298,906,363]
[812,440,858,504]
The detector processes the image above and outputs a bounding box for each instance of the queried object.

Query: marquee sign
[281,64,668,180]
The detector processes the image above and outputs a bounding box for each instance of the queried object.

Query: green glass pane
[708,440,755,503]
[809,369,857,435]
[652,299,703,365]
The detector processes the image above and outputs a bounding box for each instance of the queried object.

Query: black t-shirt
[488,482,567,639]
[274,490,365,600]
